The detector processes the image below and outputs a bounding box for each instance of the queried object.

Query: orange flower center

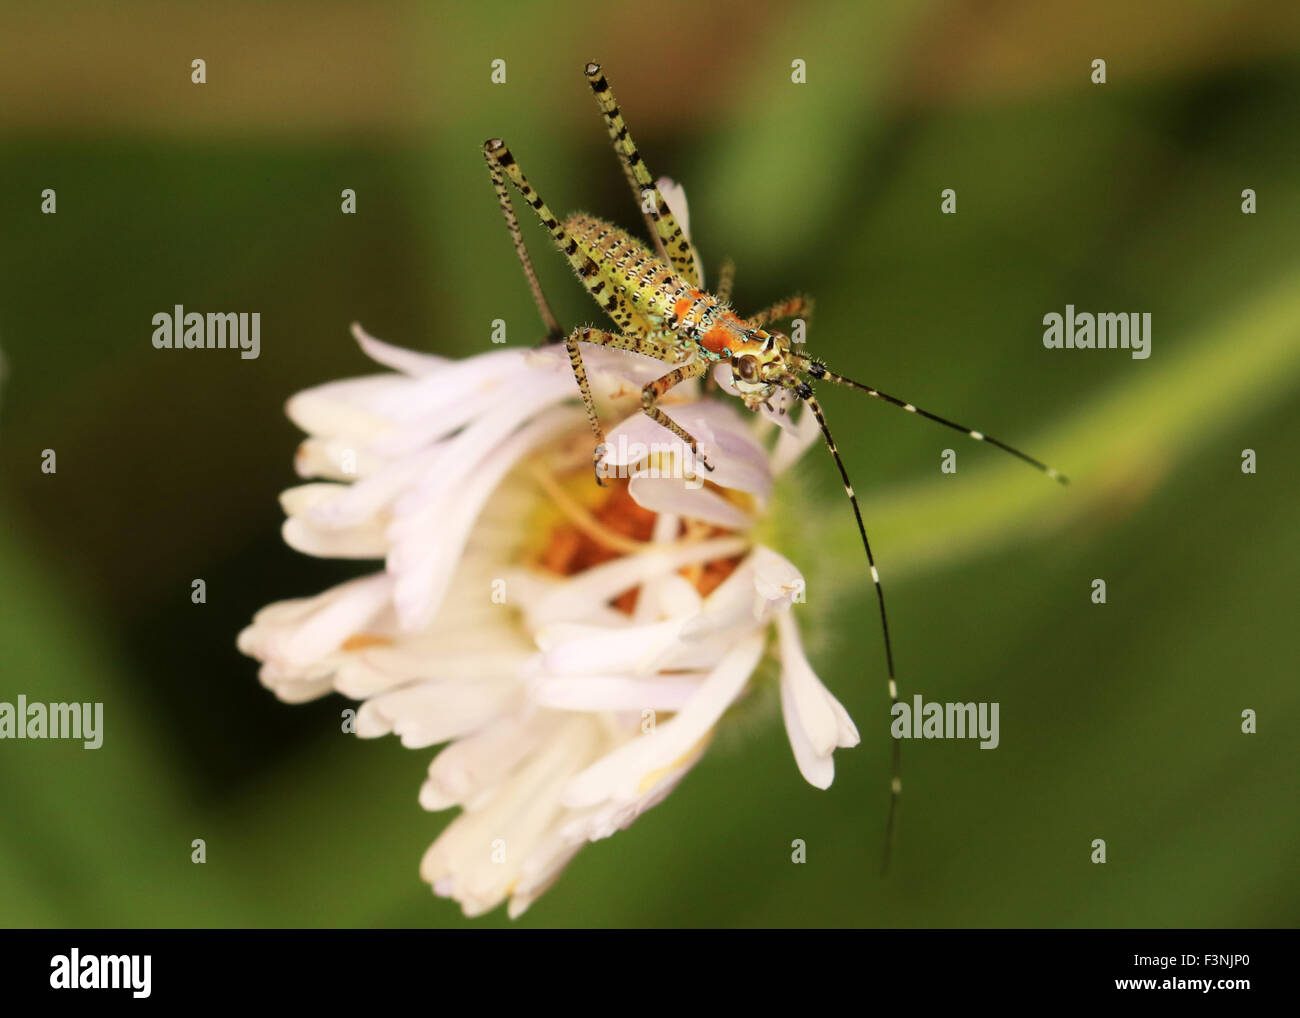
[533,476,743,614]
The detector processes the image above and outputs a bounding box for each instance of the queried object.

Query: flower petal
[561,632,765,810]
[775,611,859,789]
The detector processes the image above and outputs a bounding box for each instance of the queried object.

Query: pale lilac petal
[779,674,835,789]
[750,545,806,611]
[530,673,706,712]
[657,177,692,242]
[238,572,392,670]
[302,445,441,528]
[605,400,771,498]
[419,713,550,811]
[351,321,447,376]
[636,571,703,624]
[578,343,692,391]
[656,176,703,285]
[680,546,803,640]
[771,402,822,475]
[420,716,603,914]
[356,677,522,748]
[369,356,571,459]
[562,632,765,810]
[536,619,687,676]
[388,406,578,630]
[286,376,403,440]
[517,536,746,630]
[776,611,859,789]
[294,436,382,481]
[628,475,753,529]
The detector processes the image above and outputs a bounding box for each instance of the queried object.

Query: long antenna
[800,390,902,873]
[792,355,1068,483]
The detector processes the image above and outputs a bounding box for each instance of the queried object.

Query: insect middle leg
[746,294,813,330]
[563,326,685,485]
[714,258,736,305]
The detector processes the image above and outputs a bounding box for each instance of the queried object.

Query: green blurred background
[0,1,1297,927]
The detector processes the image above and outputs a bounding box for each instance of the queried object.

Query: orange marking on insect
[672,296,692,321]
[699,324,734,355]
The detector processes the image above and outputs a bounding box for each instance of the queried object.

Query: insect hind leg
[482,140,565,344]
[484,139,629,347]
[583,62,702,288]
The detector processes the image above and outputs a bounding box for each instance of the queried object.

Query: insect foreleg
[640,359,715,472]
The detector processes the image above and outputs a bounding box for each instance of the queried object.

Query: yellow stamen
[527,463,703,556]
[340,633,392,651]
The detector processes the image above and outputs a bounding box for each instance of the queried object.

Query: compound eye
[734,355,759,381]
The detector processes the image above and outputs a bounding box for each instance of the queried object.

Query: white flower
[240,181,860,918]
[239,324,859,917]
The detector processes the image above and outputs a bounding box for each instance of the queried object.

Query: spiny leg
[601,120,669,268]
[747,294,813,330]
[715,258,736,305]
[583,62,702,288]
[485,139,664,343]
[799,390,901,872]
[581,60,673,271]
[564,326,683,485]
[482,143,564,343]
[791,355,1068,483]
[640,359,714,472]
[483,139,623,321]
